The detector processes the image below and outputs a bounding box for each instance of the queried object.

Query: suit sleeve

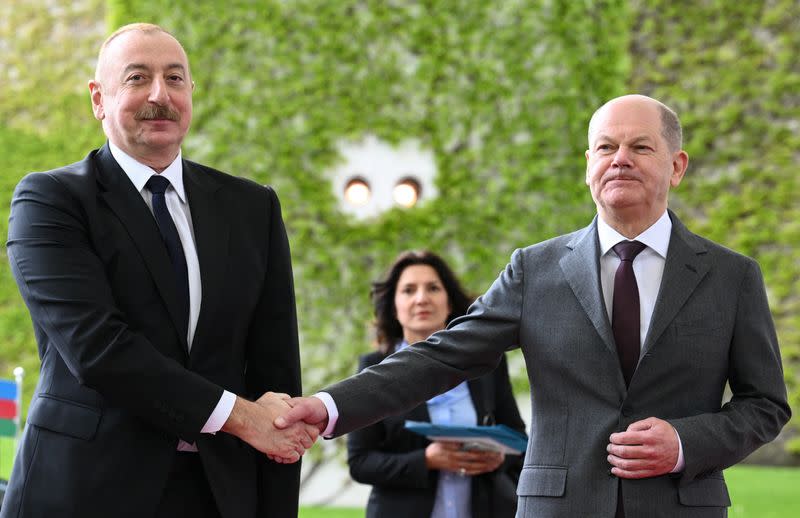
[670,259,791,483]
[491,355,526,481]
[347,354,435,490]
[239,187,302,517]
[7,172,222,440]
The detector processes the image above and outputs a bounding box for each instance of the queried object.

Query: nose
[148,77,169,105]
[414,290,430,304]
[611,146,633,168]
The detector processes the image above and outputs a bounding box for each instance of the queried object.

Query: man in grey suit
[277,94,790,517]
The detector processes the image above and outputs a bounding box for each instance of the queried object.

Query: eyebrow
[593,134,655,145]
[122,63,187,75]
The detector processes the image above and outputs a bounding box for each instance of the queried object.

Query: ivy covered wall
[105,0,631,394]
[0,0,796,464]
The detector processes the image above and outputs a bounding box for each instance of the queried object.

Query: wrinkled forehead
[97,29,190,80]
[588,99,662,145]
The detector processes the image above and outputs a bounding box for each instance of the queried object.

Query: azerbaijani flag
[0,379,18,438]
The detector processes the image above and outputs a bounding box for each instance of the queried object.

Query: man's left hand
[607,417,679,479]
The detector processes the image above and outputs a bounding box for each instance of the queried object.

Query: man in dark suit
[278,94,791,516]
[3,23,314,518]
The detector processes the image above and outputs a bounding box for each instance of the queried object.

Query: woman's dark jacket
[347,350,527,518]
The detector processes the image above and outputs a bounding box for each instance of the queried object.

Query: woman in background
[347,250,526,518]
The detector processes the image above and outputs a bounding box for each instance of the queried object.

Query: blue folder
[404,420,528,455]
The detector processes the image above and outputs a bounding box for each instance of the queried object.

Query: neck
[111,140,180,173]
[403,330,434,345]
[599,207,665,239]
[135,151,177,173]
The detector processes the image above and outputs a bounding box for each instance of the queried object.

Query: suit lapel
[95,145,189,351]
[642,211,709,354]
[183,161,229,359]
[560,218,617,357]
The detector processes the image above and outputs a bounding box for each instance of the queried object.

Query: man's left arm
[243,187,303,516]
[609,259,790,481]
[669,259,790,482]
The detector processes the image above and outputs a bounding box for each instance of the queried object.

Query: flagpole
[12,367,23,446]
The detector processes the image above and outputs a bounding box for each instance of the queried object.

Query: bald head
[588,95,682,152]
[95,23,189,83]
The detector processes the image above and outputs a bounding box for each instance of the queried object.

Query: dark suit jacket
[3,145,302,518]
[347,351,525,518]
[324,211,790,518]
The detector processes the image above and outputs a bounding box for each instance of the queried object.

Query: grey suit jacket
[325,211,790,518]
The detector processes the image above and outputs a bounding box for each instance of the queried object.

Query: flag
[0,379,18,438]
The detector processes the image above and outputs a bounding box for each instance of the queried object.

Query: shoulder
[506,226,589,268]
[183,159,280,203]
[522,229,584,254]
[14,151,99,200]
[670,212,758,270]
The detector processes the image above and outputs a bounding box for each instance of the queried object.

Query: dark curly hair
[371,250,474,354]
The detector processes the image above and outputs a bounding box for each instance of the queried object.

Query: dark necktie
[612,240,646,518]
[146,175,189,335]
[612,240,646,387]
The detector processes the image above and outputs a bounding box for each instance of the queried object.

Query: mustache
[135,104,180,121]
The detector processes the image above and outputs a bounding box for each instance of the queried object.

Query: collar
[597,210,672,259]
[108,141,187,203]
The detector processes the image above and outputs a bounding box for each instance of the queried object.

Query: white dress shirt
[597,211,671,349]
[109,143,235,450]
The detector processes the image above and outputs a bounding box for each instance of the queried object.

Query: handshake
[221,392,330,463]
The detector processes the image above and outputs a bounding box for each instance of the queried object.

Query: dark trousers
[157,452,222,518]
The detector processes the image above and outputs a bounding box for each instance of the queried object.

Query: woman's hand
[425,441,505,476]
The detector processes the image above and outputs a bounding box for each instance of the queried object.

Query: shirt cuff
[670,427,685,473]
[201,390,236,434]
[313,392,339,438]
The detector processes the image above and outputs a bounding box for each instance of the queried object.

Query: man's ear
[670,150,689,188]
[89,80,104,121]
[585,149,591,186]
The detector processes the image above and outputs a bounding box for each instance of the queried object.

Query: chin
[141,135,184,150]
[601,192,644,209]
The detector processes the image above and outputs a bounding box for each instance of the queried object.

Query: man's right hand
[274,396,329,435]
[221,392,318,463]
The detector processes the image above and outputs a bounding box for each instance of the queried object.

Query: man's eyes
[125,74,184,83]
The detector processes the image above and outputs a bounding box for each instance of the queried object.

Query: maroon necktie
[612,240,646,387]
